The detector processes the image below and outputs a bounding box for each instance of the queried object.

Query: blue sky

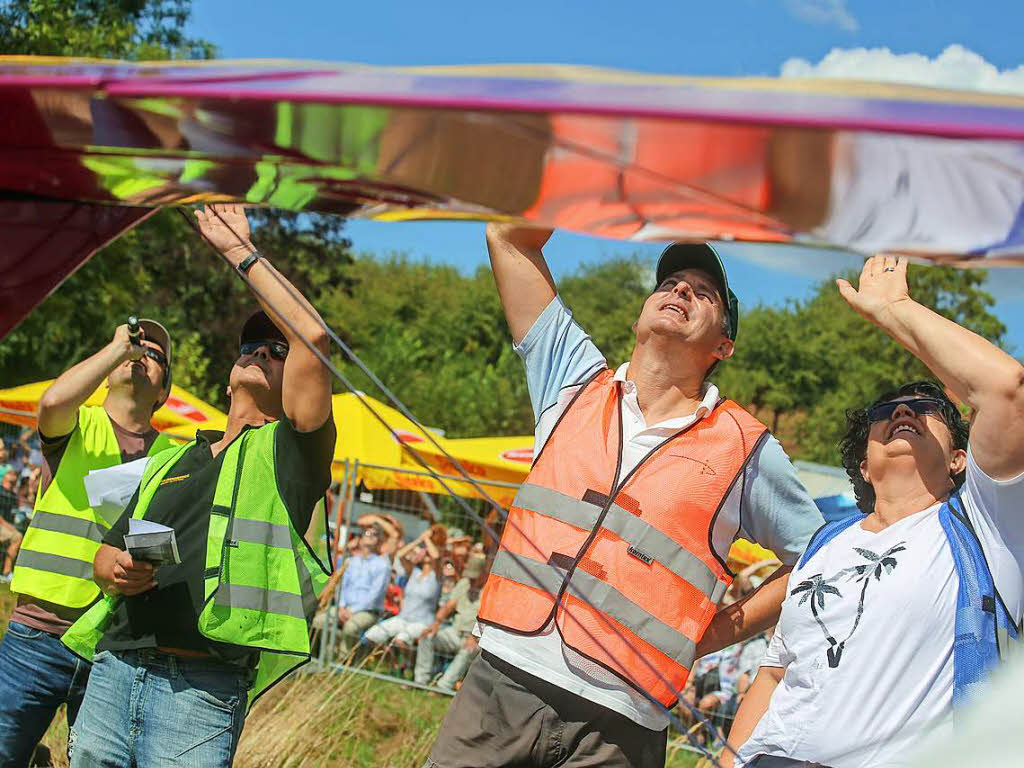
[186,0,1024,350]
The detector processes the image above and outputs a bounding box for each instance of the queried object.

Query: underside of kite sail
[2,57,1024,337]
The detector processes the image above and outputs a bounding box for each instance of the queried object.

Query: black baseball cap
[654,242,739,341]
[239,310,287,347]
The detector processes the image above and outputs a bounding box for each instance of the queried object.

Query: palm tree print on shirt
[790,542,907,668]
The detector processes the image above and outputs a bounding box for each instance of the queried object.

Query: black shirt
[98,416,335,661]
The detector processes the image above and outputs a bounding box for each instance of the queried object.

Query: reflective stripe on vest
[477,369,769,707]
[229,519,294,549]
[491,549,698,667]
[513,483,729,604]
[12,405,174,608]
[27,510,105,543]
[213,584,307,619]
[14,551,94,581]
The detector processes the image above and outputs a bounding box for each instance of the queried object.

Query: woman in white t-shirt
[725,255,1024,768]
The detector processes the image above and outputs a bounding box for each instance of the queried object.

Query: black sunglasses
[867,397,947,424]
[239,340,289,361]
[141,347,167,369]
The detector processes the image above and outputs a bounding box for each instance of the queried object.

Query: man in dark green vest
[64,204,335,768]
[0,317,174,768]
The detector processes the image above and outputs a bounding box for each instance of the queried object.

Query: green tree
[0,208,356,407]
[0,0,214,59]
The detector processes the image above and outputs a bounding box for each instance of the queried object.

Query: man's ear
[226,385,232,400]
[950,448,967,476]
[631,319,638,334]
[713,338,735,362]
[860,458,871,485]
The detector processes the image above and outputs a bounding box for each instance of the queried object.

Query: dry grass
[235,667,450,768]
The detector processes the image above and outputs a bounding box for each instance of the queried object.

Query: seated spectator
[439,558,459,606]
[383,577,403,618]
[12,475,34,535]
[336,524,391,656]
[364,527,442,650]
[0,468,18,520]
[0,468,22,582]
[357,512,403,557]
[0,516,19,582]
[0,443,11,477]
[414,554,490,691]
[735,628,773,704]
[20,429,42,468]
[680,644,742,744]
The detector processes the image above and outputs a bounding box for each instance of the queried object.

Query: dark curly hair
[839,381,970,514]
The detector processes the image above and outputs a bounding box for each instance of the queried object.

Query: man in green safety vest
[63,204,335,768]
[0,317,174,767]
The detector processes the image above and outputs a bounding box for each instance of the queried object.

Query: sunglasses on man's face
[867,397,947,424]
[141,347,167,369]
[239,340,289,361]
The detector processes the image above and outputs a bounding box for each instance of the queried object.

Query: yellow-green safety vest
[11,406,174,609]
[62,422,330,708]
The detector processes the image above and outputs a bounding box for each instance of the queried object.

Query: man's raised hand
[111,323,145,364]
[193,204,254,264]
[836,254,912,328]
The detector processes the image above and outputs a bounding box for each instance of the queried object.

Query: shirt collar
[613,362,720,425]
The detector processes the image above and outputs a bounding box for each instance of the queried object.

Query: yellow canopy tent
[0,380,228,436]
[330,393,532,509]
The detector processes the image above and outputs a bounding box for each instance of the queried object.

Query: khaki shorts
[426,651,668,768]
[0,525,19,547]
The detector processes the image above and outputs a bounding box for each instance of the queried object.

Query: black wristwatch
[237,251,261,275]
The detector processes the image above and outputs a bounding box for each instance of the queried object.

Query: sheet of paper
[83,457,151,525]
[127,518,174,536]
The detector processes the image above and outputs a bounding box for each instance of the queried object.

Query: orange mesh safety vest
[478,369,769,707]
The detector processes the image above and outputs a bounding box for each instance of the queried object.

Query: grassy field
[1,585,705,767]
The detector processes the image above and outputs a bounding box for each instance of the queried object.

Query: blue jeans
[0,620,90,768]
[70,649,251,768]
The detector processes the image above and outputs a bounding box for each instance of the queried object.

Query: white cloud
[784,0,858,32]
[781,44,1024,96]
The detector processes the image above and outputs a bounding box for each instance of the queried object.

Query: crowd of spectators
[314,511,491,692]
[0,429,43,582]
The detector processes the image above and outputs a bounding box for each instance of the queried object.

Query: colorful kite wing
[2,57,1024,336]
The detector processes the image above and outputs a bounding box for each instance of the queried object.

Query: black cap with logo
[654,242,739,341]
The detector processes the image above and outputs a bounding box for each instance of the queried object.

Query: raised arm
[838,255,1024,480]
[194,204,332,432]
[37,325,143,438]
[485,223,557,344]
[396,529,429,573]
